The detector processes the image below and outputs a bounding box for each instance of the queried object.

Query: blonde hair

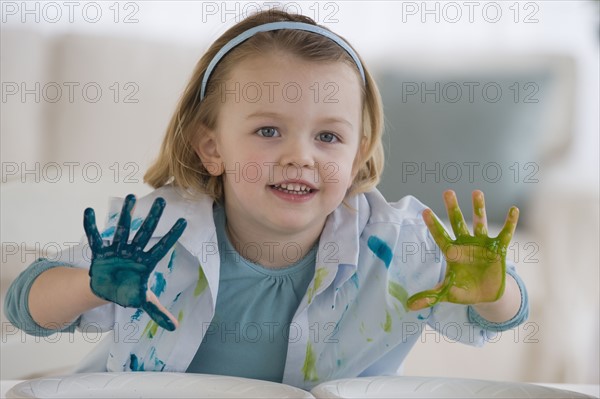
[144,9,384,202]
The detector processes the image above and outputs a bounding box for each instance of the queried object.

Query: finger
[131,197,166,251]
[406,290,442,311]
[443,190,470,238]
[472,190,488,237]
[113,194,136,252]
[142,292,178,331]
[498,206,519,247]
[422,209,453,252]
[146,218,187,266]
[83,208,104,256]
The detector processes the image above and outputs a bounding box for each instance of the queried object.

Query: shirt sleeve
[3,258,79,337]
[4,234,119,336]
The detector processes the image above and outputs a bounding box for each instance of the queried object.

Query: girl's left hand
[407,190,519,311]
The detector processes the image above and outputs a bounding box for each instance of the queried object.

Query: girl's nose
[279,137,315,169]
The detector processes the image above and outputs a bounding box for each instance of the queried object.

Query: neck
[224,216,324,269]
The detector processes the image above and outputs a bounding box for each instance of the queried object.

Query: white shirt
[68,185,527,391]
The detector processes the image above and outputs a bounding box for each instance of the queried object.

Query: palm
[84,194,187,331]
[407,190,519,310]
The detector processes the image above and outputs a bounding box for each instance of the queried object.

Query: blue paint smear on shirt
[334,304,349,334]
[149,347,166,371]
[151,272,166,297]
[367,236,393,269]
[131,217,143,231]
[100,225,115,239]
[350,273,359,289]
[130,309,143,322]
[167,250,176,273]
[417,308,433,320]
[173,292,181,302]
[130,353,144,371]
[109,212,119,222]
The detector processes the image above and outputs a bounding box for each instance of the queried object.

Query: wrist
[471,274,521,323]
[80,268,110,308]
[29,266,108,329]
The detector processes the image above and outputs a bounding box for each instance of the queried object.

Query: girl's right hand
[83,194,187,331]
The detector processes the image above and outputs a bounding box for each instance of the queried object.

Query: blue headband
[199,21,366,101]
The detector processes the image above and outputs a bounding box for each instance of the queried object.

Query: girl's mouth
[270,183,314,195]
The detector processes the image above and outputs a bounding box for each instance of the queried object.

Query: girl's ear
[193,126,223,176]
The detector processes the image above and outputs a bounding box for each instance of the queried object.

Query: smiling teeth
[273,183,312,194]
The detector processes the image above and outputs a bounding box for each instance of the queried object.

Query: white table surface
[2,381,21,399]
[2,379,599,398]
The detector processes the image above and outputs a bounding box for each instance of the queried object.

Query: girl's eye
[256,127,280,138]
[318,132,338,143]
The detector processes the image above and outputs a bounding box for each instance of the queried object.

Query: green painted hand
[84,194,187,331]
[407,190,519,311]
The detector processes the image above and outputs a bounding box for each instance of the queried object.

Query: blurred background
[1,0,598,386]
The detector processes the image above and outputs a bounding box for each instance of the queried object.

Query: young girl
[5,9,528,390]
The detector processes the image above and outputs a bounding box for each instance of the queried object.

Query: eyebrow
[246,111,354,129]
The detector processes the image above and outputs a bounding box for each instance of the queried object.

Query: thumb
[407,289,443,311]
[407,271,455,311]
[142,291,178,331]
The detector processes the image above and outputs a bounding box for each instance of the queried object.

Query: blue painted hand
[83,194,187,331]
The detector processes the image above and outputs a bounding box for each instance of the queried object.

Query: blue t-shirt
[186,204,316,382]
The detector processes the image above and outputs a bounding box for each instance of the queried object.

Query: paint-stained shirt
[187,203,316,381]
[4,185,529,391]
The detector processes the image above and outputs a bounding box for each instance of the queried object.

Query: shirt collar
[305,191,371,305]
[117,186,374,310]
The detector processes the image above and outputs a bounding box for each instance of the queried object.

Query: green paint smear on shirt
[382,310,392,333]
[359,321,373,342]
[307,267,329,304]
[178,310,184,323]
[388,281,409,312]
[142,319,159,339]
[194,264,208,297]
[302,342,319,382]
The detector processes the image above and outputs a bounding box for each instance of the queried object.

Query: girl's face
[198,51,363,241]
